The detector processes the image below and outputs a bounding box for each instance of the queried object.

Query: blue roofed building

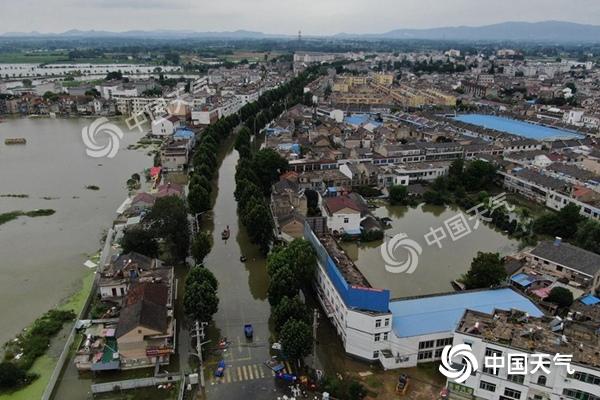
[380,288,543,369]
[303,220,544,370]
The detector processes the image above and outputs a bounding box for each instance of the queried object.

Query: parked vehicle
[397,374,410,394]
[264,357,285,373]
[215,360,226,377]
[244,324,253,338]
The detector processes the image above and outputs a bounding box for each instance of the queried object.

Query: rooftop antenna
[298,30,302,42]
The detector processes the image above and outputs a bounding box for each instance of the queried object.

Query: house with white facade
[151,115,181,137]
[448,308,600,400]
[322,195,362,236]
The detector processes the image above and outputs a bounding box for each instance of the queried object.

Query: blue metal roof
[511,273,536,287]
[173,128,194,139]
[580,294,600,306]
[389,288,543,338]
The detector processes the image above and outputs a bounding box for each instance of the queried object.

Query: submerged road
[200,147,293,400]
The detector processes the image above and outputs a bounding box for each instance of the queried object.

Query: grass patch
[0,355,55,400]
[0,271,94,397]
[0,209,55,226]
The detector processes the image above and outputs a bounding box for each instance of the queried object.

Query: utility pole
[311,308,319,369]
[191,321,210,389]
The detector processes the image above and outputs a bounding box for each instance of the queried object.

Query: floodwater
[0,117,150,345]
[341,203,519,298]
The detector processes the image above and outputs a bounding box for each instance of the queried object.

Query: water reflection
[341,203,519,298]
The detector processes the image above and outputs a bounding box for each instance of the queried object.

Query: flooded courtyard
[341,203,520,298]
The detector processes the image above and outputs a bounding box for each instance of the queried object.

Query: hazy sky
[2,0,600,35]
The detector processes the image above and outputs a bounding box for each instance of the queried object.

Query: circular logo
[81,117,124,159]
[380,233,423,274]
[439,344,479,383]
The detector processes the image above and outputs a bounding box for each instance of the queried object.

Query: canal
[0,117,150,345]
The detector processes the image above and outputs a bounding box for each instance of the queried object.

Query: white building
[322,195,363,236]
[304,223,543,370]
[448,308,600,400]
[151,115,181,137]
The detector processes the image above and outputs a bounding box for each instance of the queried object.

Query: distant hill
[0,29,280,39]
[335,21,600,42]
[3,21,600,42]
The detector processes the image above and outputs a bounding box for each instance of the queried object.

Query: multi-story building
[449,308,600,400]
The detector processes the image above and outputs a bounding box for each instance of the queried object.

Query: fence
[90,374,181,394]
[40,228,115,400]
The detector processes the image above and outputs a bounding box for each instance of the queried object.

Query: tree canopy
[461,252,507,289]
[279,319,312,361]
[144,196,190,263]
[120,227,159,258]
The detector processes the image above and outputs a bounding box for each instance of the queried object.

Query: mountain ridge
[2,21,600,42]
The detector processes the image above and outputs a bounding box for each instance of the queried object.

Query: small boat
[4,138,27,145]
[221,225,230,240]
[244,324,253,339]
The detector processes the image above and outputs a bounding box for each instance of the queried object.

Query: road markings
[236,366,242,381]
[242,365,248,380]
[254,364,263,378]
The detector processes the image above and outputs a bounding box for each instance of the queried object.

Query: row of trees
[267,240,316,361]
[183,266,219,323]
[534,202,600,256]
[233,67,321,252]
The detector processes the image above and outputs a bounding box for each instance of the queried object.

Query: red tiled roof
[325,196,361,214]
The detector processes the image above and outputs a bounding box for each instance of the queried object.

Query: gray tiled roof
[530,240,600,277]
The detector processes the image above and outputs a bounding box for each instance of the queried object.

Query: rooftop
[389,288,543,338]
[457,309,600,368]
[529,240,600,277]
[318,234,371,288]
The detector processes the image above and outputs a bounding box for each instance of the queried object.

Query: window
[372,351,379,359]
[508,374,525,384]
[504,388,522,399]
[343,217,349,224]
[375,319,381,328]
[436,338,453,347]
[383,333,388,341]
[537,375,547,386]
[419,340,434,349]
[384,318,390,327]
[563,389,600,400]
[573,371,600,386]
[374,333,381,342]
[483,348,503,375]
[417,351,432,360]
[480,381,496,392]
[434,348,443,358]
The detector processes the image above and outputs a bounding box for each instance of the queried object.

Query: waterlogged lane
[200,147,281,398]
